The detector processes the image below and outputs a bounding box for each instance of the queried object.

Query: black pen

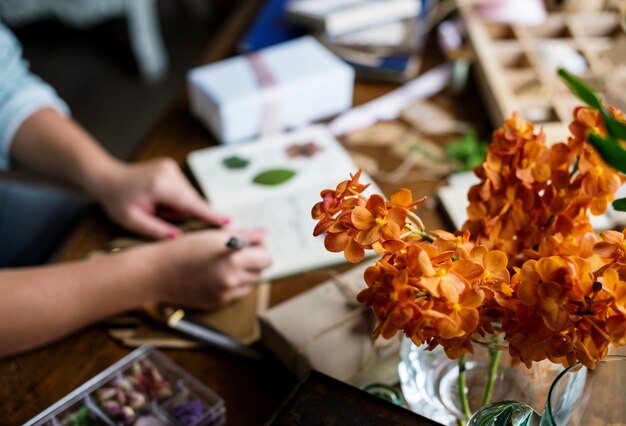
[225,236,253,250]
[143,305,262,361]
[141,236,262,359]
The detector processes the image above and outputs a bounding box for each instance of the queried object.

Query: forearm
[0,245,165,358]
[9,107,123,196]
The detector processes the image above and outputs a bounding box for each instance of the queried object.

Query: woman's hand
[147,228,273,309]
[10,109,225,239]
[0,227,271,357]
[92,158,230,239]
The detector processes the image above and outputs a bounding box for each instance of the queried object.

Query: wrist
[127,241,180,306]
[83,155,126,202]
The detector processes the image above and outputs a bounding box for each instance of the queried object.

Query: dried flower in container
[130,361,173,399]
[171,398,207,426]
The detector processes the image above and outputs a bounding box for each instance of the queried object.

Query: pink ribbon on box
[246,52,283,137]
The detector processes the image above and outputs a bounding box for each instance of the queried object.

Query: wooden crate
[458,0,625,143]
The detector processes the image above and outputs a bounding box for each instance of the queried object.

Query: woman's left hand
[93,158,230,239]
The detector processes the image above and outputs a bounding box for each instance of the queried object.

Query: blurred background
[5,0,242,160]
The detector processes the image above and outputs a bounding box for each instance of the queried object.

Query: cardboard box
[259,264,401,383]
[188,36,354,144]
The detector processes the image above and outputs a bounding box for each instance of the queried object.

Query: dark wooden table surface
[0,1,491,424]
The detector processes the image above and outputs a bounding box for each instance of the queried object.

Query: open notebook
[188,125,381,281]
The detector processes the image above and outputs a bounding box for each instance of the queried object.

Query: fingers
[126,207,181,240]
[215,268,266,306]
[107,159,231,237]
[219,284,255,306]
[172,191,231,226]
[231,246,273,273]
[212,230,272,293]
[158,168,231,226]
[208,228,269,256]
[182,195,231,226]
[158,228,272,309]
[228,228,268,247]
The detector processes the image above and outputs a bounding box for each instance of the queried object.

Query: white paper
[328,63,451,136]
[188,125,382,280]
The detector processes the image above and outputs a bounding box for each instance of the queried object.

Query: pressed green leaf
[222,155,249,169]
[558,68,605,112]
[613,197,626,212]
[588,133,626,174]
[252,169,296,186]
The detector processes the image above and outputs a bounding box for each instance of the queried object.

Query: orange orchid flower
[432,229,475,259]
[387,188,427,211]
[516,140,551,184]
[594,228,626,262]
[601,267,626,314]
[577,150,624,215]
[437,288,485,340]
[351,194,406,246]
[568,106,606,153]
[314,92,626,370]
[333,169,370,199]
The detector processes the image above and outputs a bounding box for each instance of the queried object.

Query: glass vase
[468,355,626,425]
[398,337,563,425]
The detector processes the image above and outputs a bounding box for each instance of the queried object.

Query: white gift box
[188,36,354,144]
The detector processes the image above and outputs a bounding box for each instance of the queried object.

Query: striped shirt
[0,22,69,170]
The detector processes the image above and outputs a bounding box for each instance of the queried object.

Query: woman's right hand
[145,228,272,309]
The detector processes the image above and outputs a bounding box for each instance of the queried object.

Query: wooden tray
[459,0,625,142]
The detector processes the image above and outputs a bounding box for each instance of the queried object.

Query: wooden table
[0,2,491,424]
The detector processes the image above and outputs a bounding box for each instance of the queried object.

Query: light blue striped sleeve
[0,23,70,170]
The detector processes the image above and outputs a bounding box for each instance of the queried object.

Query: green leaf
[445,131,488,171]
[558,68,626,140]
[468,401,541,426]
[588,133,626,174]
[68,406,92,426]
[613,198,626,212]
[558,68,605,112]
[252,169,296,186]
[604,115,626,140]
[222,155,249,169]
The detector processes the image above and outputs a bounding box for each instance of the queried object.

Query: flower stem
[404,224,435,242]
[458,355,472,423]
[406,210,426,230]
[570,157,579,177]
[481,345,502,406]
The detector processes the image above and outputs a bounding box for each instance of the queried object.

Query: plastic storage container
[25,346,226,426]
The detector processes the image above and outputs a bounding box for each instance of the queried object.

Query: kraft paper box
[188,36,354,144]
[259,264,400,383]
